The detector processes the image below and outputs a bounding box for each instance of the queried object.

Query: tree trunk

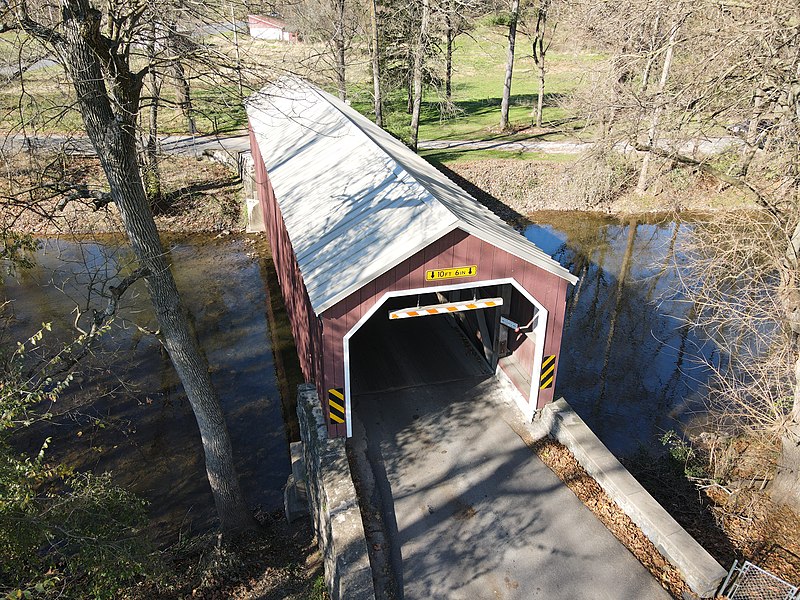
[146,81,160,205]
[230,3,244,101]
[500,0,520,131]
[60,2,254,534]
[531,4,549,128]
[168,25,196,135]
[370,0,383,126]
[636,21,680,194]
[406,35,414,114]
[736,88,765,176]
[771,223,800,511]
[334,0,347,101]
[772,435,800,511]
[639,11,662,95]
[445,11,454,101]
[535,58,545,128]
[409,0,430,151]
[770,362,800,512]
[144,21,163,212]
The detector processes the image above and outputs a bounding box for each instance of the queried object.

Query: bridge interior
[350,294,493,396]
[349,282,540,406]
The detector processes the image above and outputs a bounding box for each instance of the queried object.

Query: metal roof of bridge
[246,77,577,315]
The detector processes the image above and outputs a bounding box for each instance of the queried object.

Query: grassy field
[0,30,253,135]
[348,25,602,144]
[0,63,248,135]
[0,25,600,143]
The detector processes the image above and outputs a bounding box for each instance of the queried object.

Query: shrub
[0,327,154,599]
[555,146,636,209]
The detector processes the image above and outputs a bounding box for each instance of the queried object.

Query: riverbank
[437,156,758,223]
[3,155,244,236]
[123,513,326,600]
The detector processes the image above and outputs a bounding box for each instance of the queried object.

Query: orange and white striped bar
[389,297,504,319]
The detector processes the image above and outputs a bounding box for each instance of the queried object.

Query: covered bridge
[246,78,577,438]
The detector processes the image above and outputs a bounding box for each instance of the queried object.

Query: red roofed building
[248,15,298,42]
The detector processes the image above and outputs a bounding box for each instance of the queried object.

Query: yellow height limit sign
[426,265,478,281]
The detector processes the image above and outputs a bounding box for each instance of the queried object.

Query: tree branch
[43,266,152,380]
[633,142,782,220]
[93,266,150,328]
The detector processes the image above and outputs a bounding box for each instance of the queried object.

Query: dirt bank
[5,152,761,241]
[441,158,757,220]
[4,155,244,236]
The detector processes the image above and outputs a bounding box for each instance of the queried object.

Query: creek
[3,214,713,537]
[4,235,290,540]
[526,212,713,457]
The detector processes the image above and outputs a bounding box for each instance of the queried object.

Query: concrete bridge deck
[352,377,672,599]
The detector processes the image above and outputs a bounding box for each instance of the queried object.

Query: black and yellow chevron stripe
[540,355,556,390]
[328,388,346,424]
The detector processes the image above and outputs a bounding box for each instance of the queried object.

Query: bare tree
[635,16,681,193]
[333,0,348,99]
[409,0,431,150]
[564,0,800,508]
[679,210,800,509]
[499,0,520,130]
[440,0,479,101]
[283,0,362,100]
[565,0,690,178]
[2,0,256,533]
[167,23,198,134]
[525,0,555,128]
[442,0,457,100]
[370,0,383,124]
[143,19,163,210]
[655,1,800,507]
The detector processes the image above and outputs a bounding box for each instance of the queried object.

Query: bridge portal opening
[346,282,543,434]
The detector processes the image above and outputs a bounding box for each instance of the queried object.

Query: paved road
[420,135,742,157]
[418,138,593,154]
[3,129,739,161]
[0,57,59,79]
[350,313,672,600]
[0,132,251,158]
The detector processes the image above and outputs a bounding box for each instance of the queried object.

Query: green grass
[0,25,601,144]
[0,65,84,133]
[0,31,248,135]
[350,26,601,144]
[304,575,330,599]
[185,86,248,133]
[0,74,246,135]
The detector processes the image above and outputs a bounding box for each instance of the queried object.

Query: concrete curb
[537,398,727,598]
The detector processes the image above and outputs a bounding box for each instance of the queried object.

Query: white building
[247,15,297,42]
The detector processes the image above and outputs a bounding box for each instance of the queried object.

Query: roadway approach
[2,130,739,162]
[348,312,672,599]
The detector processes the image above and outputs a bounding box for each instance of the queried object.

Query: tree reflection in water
[525,213,714,457]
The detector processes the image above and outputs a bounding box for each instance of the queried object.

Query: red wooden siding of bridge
[249,129,326,404]
[319,229,569,438]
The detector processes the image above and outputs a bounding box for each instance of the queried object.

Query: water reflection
[3,236,289,541]
[4,218,712,534]
[526,213,713,457]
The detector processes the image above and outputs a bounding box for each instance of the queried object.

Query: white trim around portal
[341,278,548,437]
